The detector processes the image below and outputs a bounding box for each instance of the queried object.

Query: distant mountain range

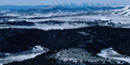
[0,3,124,10]
[0,5,46,10]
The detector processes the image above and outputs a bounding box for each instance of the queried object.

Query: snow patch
[97,48,130,64]
[50,48,106,63]
[0,45,49,65]
[77,32,90,35]
[111,6,130,17]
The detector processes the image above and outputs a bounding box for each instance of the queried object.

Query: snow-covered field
[0,6,130,30]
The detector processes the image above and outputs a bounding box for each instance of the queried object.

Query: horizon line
[0,3,129,6]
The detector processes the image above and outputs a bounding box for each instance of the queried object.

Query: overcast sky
[0,0,130,5]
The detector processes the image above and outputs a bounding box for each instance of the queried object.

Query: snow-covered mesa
[50,48,128,64]
[50,48,104,63]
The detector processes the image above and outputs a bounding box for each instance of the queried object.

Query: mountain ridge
[0,3,124,10]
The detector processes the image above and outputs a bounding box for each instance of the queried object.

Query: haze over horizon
[0,0,130,6]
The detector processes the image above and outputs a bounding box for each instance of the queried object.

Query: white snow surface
[109,6,130,17]
[50,48,104,63]
[0,45,49,65]
[50,48,130,64]
[97,48,130,64]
